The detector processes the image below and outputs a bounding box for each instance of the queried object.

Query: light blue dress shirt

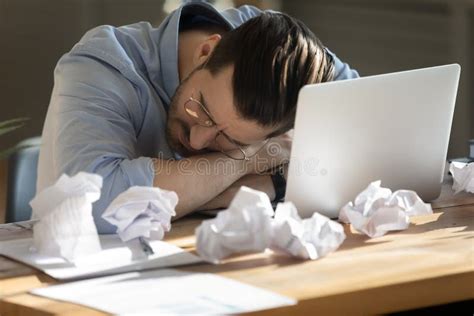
[37,2,359,233]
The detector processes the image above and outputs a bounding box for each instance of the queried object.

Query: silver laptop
[285,64,460,219]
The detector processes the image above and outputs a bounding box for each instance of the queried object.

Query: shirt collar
[154,2,234,109]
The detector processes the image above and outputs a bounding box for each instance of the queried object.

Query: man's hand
[155,130,292,220]
[247,133,292,175]
[196,173,276,211]
[196,130,293,211]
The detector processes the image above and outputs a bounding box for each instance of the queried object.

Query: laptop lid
[285,64,460,218]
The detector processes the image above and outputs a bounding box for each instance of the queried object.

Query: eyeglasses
[183,93,269,160]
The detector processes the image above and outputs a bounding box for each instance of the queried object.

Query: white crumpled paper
[102,186,178,242]
[30,172,103,262]
[449,162,474,194]
[270,202,345,260]
[195,187,274,263]
[338,180,433,238]
[195,186,345,263]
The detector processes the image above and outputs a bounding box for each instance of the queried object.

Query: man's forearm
[152,153,250,219]
[196,174,276,211]
[195,184,237,211]
[153,136,290,219]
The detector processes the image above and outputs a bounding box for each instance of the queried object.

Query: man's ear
[193,34,222,68]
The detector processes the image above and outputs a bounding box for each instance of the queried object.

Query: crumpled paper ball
[102,186,178,242]
[270,202,346,260]
[195,186,274,263]
[30,172,103,262]
[339,180,433,238]
[195,187,345,263]
[449,162,474,194]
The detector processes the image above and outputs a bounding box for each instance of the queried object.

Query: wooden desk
[1,180,473,315]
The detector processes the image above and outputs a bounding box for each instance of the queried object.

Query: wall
[0,0,472,157]
[283,0,473,158]
[0,0,166,150]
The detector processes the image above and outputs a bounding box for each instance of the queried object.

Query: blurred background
[0,0,472,222]
[0,0,472,160]
[0,0,472,157]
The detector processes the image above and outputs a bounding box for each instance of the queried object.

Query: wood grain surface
[1,181,473,315]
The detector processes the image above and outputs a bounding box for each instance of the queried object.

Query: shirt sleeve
[221,5,359,80]
[220,5,263,28]
[326,48,360,80]
[46,54,154,233]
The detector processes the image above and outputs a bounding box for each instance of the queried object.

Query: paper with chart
[31,269,296,315]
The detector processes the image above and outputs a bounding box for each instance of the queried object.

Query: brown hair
[204,12,334,137]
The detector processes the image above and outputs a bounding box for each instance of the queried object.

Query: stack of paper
[0,234,201,280]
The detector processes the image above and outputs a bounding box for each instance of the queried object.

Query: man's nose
[189,125,216,150]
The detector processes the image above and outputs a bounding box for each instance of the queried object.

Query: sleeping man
[37,2,358,233]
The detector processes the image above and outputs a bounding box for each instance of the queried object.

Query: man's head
[166,11,334,157]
